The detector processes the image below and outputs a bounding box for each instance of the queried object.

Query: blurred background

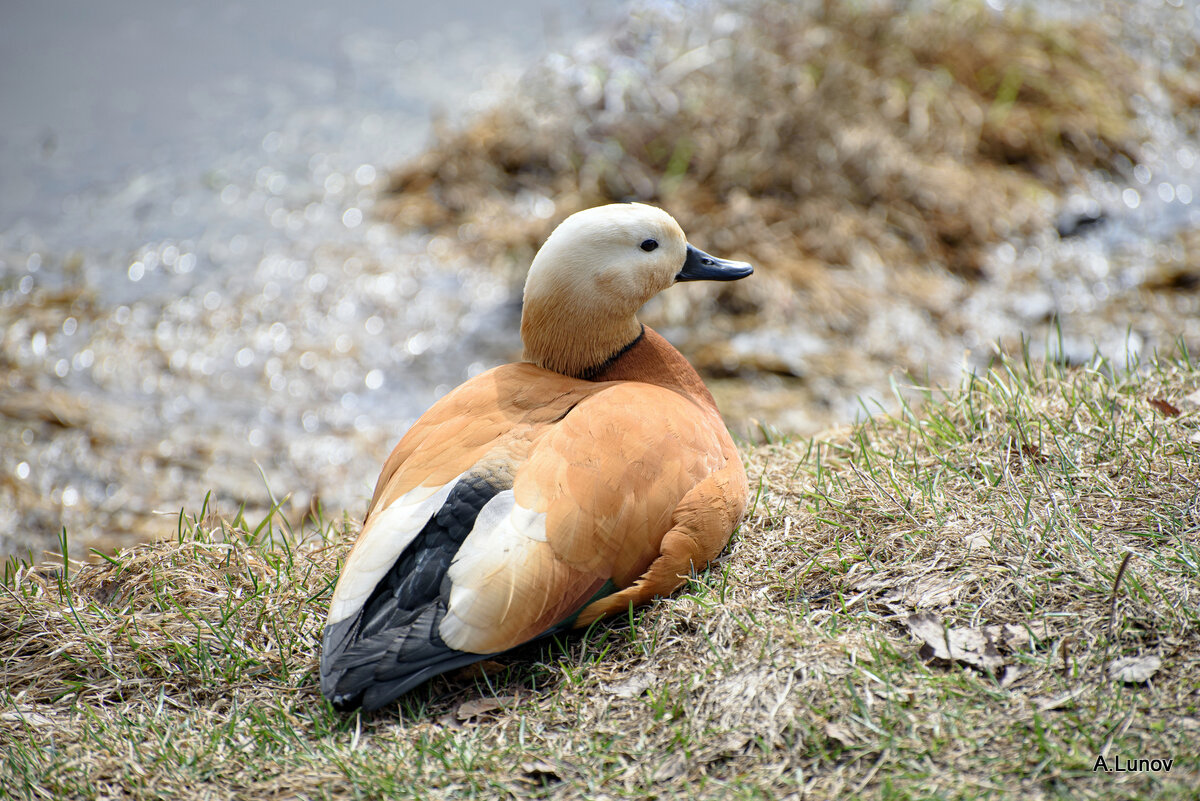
[2,0,1198,561]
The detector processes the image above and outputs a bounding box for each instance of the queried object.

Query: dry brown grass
[385,0,1141,279]
[3,348,1197,799]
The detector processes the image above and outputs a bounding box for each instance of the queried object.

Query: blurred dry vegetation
[387,0,1139,272]
[382,0,1199,432]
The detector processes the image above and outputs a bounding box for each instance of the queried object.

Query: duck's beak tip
[675,243,754,282]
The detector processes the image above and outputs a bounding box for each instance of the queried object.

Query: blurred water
[0,0,608,556]
[966,0,1200,369]
[0,2,603,293]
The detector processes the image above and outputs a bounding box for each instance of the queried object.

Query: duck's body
[321,204,752,711]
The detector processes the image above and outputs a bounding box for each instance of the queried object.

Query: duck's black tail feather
[320,473,507,711]
[321,602,491,711]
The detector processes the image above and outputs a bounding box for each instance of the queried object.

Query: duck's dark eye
[640,239,658,252]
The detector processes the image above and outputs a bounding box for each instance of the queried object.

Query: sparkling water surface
[0,0,609,556]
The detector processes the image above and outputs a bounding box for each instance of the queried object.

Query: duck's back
[321,332,746,710]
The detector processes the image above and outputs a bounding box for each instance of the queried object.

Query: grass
[2,344,1198,799]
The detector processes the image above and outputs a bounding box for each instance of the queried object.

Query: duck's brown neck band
[576,325,645,381]
[584,326,719,411]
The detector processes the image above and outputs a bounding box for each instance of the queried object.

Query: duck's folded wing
[438,382,728,653]
[330,364,583,625]
[363,363,569,516]
[321,366,587,708]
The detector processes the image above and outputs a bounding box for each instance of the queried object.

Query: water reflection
[0,0,595,558]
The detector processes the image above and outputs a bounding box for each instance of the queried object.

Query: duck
[320,202,752,711]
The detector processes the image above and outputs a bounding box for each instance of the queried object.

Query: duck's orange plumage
[321,203,752,710]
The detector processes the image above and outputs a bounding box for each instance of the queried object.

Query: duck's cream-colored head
[521,203,752,377]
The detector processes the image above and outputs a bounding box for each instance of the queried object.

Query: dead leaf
[860,572,976,608]
[518,760,562,786]
[824,721,857,747]
[907,613,947,650]
[907,575,969,607]
[907,612,1004,672]
[1148,397,1181,417]
[999,664,1023,688]
[983,621,1051,651]
[651,752,689,782]
[608,673,655,699]
[0,710,55,727]
[964,529,992,552]
[1107,655,1162,684]
[1036,686,1088,711]
[456,695,515,721]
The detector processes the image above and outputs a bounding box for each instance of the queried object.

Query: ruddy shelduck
[320,203,752,710]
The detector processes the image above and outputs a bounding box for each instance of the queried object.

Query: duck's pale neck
[520,300,644,380]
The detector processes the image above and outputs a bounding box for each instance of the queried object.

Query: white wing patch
[440,490,550,651]
[326,473,464,625]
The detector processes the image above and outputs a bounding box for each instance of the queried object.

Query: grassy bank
[3,346,1198,799]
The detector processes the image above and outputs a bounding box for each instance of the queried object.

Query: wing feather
[439,383,729,651]
[366,364,585,514]
[440,489,605,652]
[327,476,461,625]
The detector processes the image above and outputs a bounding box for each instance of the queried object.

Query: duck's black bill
[675,244,754,282]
